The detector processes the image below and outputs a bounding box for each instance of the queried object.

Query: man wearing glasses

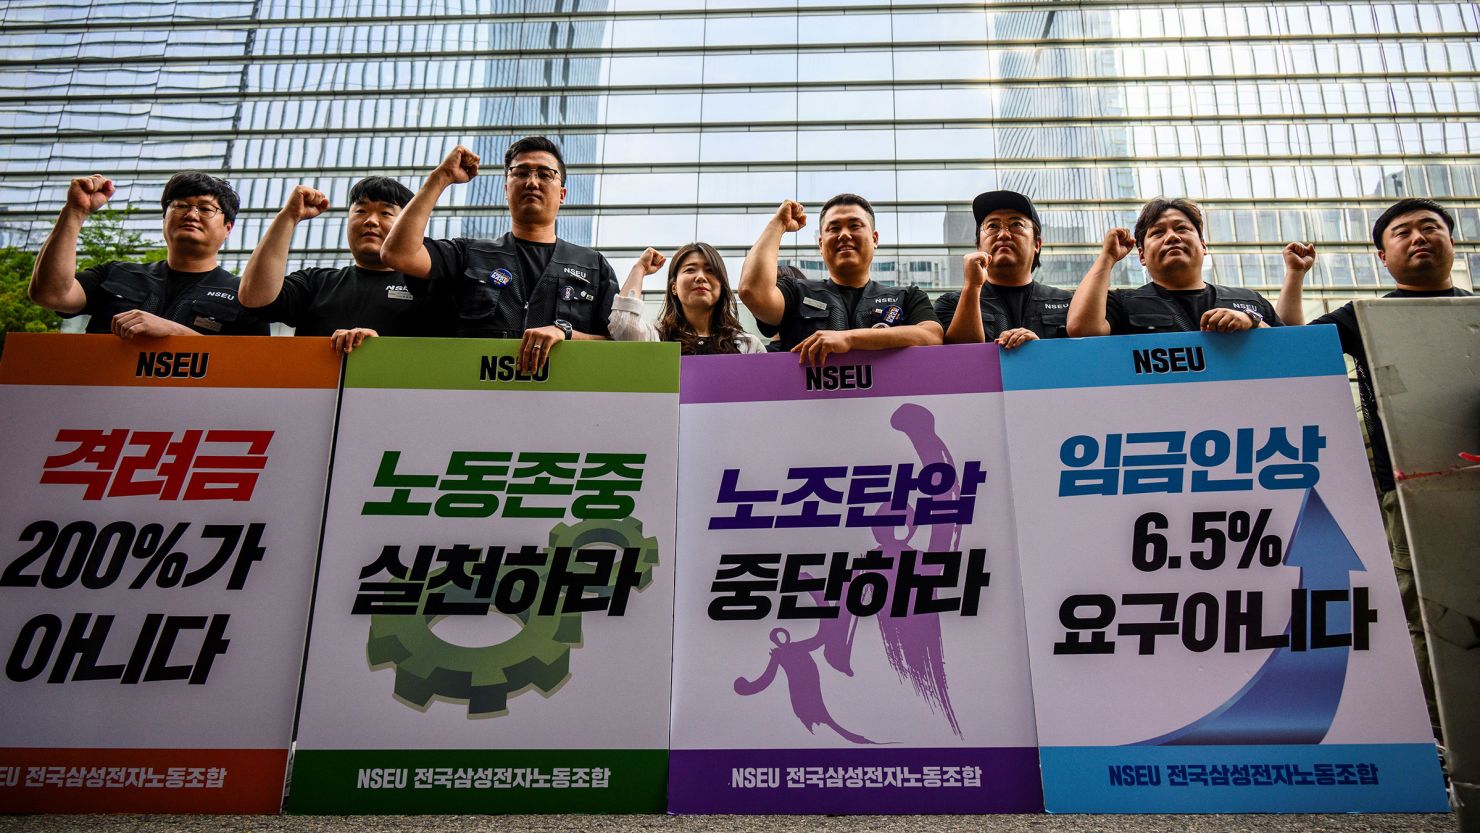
[935,190,1073,349]
[29,171,268,337]
[381,137,618,373]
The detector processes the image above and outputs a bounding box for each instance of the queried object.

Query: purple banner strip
[667,746,1043,814]
[679,344,1002,404]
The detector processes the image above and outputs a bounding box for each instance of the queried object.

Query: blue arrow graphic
[1135,489,1366,746]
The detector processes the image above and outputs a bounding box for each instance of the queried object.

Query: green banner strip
[343,338,678,393]
[285,748,667,814]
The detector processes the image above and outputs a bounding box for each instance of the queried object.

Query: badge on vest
[562,285,575,301]
[489,268,513,287]
[879,304,903,325]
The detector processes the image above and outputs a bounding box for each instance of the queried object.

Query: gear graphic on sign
[366,516,661,717]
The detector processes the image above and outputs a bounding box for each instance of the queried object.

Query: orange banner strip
[0,747,288,814]
[0,334,341,389]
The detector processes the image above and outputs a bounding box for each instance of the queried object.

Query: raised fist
[962,251,989,288]
[281,185,330,222]
[636,247,666,275]
[66,174,114,216]
[434,145,480,185]
[1283,241,1317,276]
[772,200,807,233]
[1100,227,1136,262]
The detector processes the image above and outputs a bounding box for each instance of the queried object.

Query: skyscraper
[2,1,1476,315]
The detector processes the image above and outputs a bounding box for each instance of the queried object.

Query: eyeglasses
[166,201,224,219]
[981,219,1032,236]
[507,166,562,184]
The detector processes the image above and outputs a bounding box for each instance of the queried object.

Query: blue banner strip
[1039,743,1448,813]
[1001,326,1345,391]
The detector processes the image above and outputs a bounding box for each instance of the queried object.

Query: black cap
[972,190,1040,229]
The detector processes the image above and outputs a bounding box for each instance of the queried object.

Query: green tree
[0,206,166,359]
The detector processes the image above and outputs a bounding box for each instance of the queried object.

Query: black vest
[937,281,1073,340]
[451,234,609,338]
[775,278,917,351]
[1112,282,1271,334]
[83,260,266,335]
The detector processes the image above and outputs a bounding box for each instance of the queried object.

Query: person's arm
[1066,228,1135,337]
[381,146,480,280]
[739,201,805,326]
[517,255,618,373]
[1275,241,1317,326]
[1200,307,1266,332]
[609,247,667,342]
[239,185,330,308]
[943,252,988,344]
[791,288,942,366]
[29,174,114,314]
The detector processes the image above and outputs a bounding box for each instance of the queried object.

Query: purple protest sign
[669,344,1042,813]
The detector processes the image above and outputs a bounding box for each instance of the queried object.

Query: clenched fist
[1283,241,1317,276]
[66,174,114,217]
[280,185,330,223]
[432,145,480,186]
[771,200,807,233]
[634,247,666,276]
[1099,228,1136,262]
[962,251,989,288]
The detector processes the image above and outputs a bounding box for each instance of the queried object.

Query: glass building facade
[2,1,1477,313]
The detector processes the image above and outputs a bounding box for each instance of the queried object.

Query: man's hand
[518,324,566,374]
[1283,241,1316,277]
[1200,307,1257,333]
[1100,228,1136,262]
[66,174,114,217]
[432,145,480,186]
[110,309,192,340]
[280,185,330,223]
[996,327,1039,350]
[790,329,852,367]
[635,247,666,276]
[771,200,807,233]
[962,251,988,288]
[330,327,378,354]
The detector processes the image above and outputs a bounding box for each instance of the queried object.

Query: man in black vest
[239,176,452,352]
[29,171,268,338]
[935,190,1072,349]
[380,137,618,373]
[738,195,942,365]
[1067,197,1280,337]
[1275,197,1473,739]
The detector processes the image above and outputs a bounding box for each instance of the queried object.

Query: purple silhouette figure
[732,403,971,743]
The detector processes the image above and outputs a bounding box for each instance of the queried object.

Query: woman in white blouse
[609,242,767,354]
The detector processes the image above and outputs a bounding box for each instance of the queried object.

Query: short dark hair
[1133,197,1204,248]
[820,193,875,228]
[1372,198,1455,250]
[348,176,413,209]
[504,136,566,184]
[160,172,239,225]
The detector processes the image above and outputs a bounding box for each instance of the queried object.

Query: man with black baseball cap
[1275,197,1472,740]
[935,190,1072,348]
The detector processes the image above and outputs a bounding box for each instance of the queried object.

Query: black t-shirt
[71,260,268,335]
[1311,286,1474,492]
[1104,283,1280,334]
[992,282,1033,330]
[775,276,937,329]
[257,265,454,337]
[515,238,556,300]
[1167,286,1216,328]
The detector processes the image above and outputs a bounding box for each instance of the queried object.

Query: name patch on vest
[386,285,414,301]
[802,297,828,311]
[191,316,223,333]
